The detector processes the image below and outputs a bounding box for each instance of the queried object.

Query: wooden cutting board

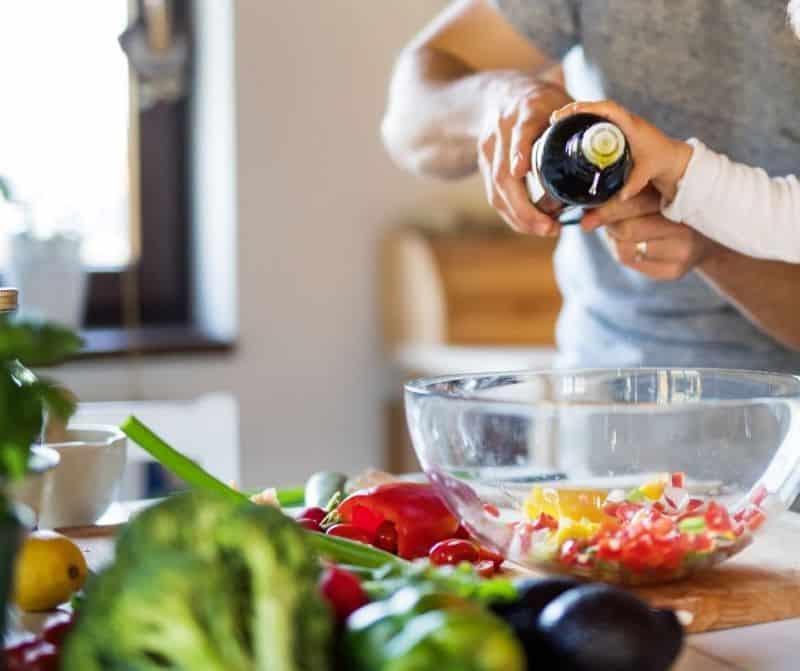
[58,511,800,635]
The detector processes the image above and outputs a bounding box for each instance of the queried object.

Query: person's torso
[555,0,800,370]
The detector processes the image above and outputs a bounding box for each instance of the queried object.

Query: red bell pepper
[336,482,460,559]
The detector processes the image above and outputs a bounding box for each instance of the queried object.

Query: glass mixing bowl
[405,368,800,585]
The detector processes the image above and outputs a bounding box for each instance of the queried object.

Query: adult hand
[582,188,716,281]
[477,76,571,236]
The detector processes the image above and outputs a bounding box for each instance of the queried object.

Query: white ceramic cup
[39,424,127,529]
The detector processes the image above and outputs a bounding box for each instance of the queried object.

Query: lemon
[524,486,611,523]
[14,530,88,612]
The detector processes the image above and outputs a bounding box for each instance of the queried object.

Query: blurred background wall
[55,0,490,488]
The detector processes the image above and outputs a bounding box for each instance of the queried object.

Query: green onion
[275,487,305,507]
[307,530,407,570]
[121,416,251,505]
[679,516,707,533]
[121,415,407,571]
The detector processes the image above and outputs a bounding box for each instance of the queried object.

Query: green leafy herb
[0,319,82,482]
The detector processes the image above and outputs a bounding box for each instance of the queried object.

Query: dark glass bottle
[526,113,632,224]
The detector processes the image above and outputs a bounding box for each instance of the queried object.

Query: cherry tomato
[9,642,59,671]
[454,524,472,539]
[299,507,327,525]
[475,559,498,578]
[326,523,374,545]
[42,613,74,646]
[477,546,505,568]
[373,521,398,554]
[428,539,479,566]
[4,639,40,671]
[319,566,368,621]
[298,518,322,532]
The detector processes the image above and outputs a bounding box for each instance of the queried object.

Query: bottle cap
[581,122,626,169]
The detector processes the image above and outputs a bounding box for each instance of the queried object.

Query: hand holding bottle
[477,76,572,236]
[550,100,694,218]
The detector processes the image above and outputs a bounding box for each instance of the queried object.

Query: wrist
[654,140,693,202]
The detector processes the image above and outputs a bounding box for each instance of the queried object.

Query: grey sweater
[492,0,800,372]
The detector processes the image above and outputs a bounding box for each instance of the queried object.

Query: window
[0,1,199,342]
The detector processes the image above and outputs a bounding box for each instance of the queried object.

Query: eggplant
[537,584,684,671]
[491,577,581,669]
[492,576,581,633]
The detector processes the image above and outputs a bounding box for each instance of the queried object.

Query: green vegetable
[121,416,251,504]
[61,492,332,671]
[625,488,646,503]
[0,320,81,481]
[678,517,707,533]
[304,470,348,509]
[345,587,526,671]
[276,486,305,507]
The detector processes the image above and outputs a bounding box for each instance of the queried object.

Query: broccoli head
[62,493,332,671]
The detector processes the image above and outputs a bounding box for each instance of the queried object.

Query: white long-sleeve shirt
[661,138,800,263]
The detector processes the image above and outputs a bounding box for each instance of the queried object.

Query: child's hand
[550,100,693,211]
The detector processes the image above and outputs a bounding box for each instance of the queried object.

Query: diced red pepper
[337,483,460,559]
[531,512,558,531]
[686,498,704,512]
[671,472,686,488]
[615,502,643,522]
[483,503,500,518]
[751,484,768,508]
[559,539,582,566]
[705,502,733,534]
[688,532,714,553]
[743,508,766,532]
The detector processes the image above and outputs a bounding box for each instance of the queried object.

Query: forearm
[381,46,494,179]
[698,244,800,351]
[381,46,565,180]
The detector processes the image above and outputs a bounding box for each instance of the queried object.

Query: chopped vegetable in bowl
[507,473,773,584]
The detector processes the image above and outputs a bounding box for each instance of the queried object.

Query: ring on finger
[635,239,648,262]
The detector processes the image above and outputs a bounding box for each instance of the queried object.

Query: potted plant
[0,176,87,329]
[0,295,82,661]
